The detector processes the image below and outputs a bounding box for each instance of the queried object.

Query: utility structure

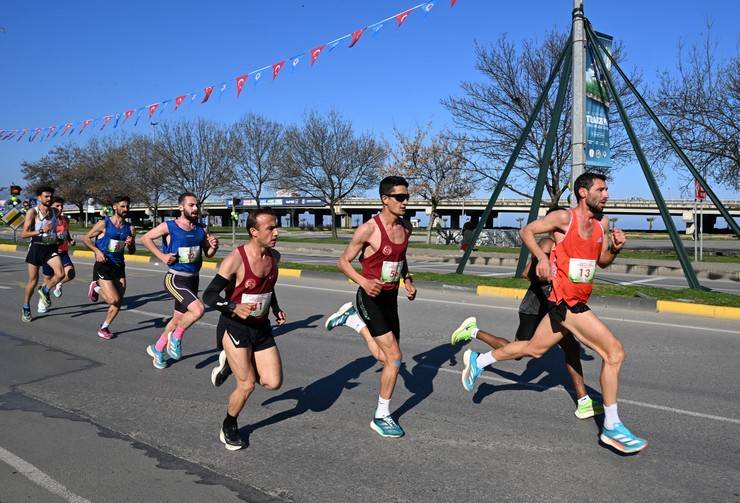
[455,2,739,289]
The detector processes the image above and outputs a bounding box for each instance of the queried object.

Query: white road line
[0,285,12,289]
[617,277,663,286]
[0,445,93,503]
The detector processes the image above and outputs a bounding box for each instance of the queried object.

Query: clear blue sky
[2,0,739,208]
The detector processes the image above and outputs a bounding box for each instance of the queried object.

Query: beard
[183,211,198,222]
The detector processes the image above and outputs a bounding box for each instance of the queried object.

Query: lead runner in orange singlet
[459,172,647,454]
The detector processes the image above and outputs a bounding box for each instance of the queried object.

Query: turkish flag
[123,110,135,123]
[451,0,457,6]
[201,86,213,103]
[174,95,187,110]
[272,61,285,80]
[79,120,92,134]
[396,9,412,27]
[101,115,113,130]
[16,129,28,142]
[147,103,159,119]
[61,123,73,136]
[310,45,325,65]
[349,28,365,48]
[46,126,57,139]
[30,127,42,141]
[235,74,248,97]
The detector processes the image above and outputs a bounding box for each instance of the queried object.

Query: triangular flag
[61,123,73,136]
[235,74,248,97]
[4,130,17,141]
[327,39,341,52]
[370,22,385,35]
[45,126,57,140]
[201,86,214,103]
[159,100,170,114]
[290,55,301,70]
[100,115,113,130]
[30,128,42,142]
[272,60,285,80]
[349,28,365,48]
[134,108,144,126]
[310,45,325,65]
[175,95,187,109]
[219,82,227,95]
[424,2,435,14]
[147,103,159,119]
[113,114,121,129]
[79,120,92,134]
[123,110,135,123]
[451,0,457,6]
[16,129,28,142]
[396,9,412,27]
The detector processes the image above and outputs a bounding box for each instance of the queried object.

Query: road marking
[0,285,12,289]
[0,445,93,503]
[617,277,662,286]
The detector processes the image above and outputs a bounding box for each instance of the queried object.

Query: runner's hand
[94,250,106,263]
[274,310,286,325]
[536,259,551,281]
[206,233,219,248]
[161,252,177,265]
[610,228,626,252]
[362,278,384,297]
[233,302,257,319]
[124,235,134,246]
[404,279,417,301]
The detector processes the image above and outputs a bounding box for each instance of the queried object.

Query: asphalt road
[0,253,739,502]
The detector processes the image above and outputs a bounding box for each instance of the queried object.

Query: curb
[657,300,740,320]
[0,244,18,252]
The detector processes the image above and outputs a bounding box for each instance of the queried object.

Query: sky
[1,0,739,219]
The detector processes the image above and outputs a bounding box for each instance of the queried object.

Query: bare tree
[124,134,173,225]
[156,118,235,206]
[385,126,474,243]
[79,136,136,206]
[278,110,385,238]
[649,24,739,191]
[443,30,643,206]
[229,114,284,207]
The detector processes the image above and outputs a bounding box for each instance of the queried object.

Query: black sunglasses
[384,193,409,202]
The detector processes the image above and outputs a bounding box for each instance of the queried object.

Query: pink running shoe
[97,326,113,340]
[88,281,99,303]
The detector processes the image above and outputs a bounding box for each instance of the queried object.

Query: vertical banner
[584,31,613,168]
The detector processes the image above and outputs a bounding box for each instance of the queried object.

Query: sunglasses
[384,193,409,202]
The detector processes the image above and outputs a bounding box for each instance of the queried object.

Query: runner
[140,192,219,369]
[325,176,416,438]
[460,173,646,453]
[202,208,286,451]
[40,196,76,305]
[19,186,65,322]
[81,195,135,340]
[450,207,603,419]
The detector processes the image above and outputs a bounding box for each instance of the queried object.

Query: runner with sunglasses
[325,176,416,438]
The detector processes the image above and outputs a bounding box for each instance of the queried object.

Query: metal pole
[231,217,236,248]
[700,200,704,261]
[570,0,586,207]
[693,199,697,261]
[585,26,701,289]
[456,37,572,274]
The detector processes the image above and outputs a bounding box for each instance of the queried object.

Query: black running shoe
[219,422,245,451]
[211,350,232,387]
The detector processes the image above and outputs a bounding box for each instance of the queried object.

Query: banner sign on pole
[694,179,706,201]
[584,31,613,168]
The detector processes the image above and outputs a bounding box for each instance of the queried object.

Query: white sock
[603,403,620,429]
[375,396,390,418]
[94,286,101,294]
[577,395,591,406]
[471,328,480,339]
[476,351,496,369]
[345,313,366,333]
[101,321,110,330]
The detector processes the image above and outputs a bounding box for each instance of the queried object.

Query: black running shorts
[25,243,58,267]
[93,260,126,281]
[355,287,400,339]
[164,272,200,313]
[547,300,591,323]
[217,315,275,352]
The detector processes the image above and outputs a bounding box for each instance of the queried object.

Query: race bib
[381,260,403,283]
[177,246,201,264]
[568,258,597,283]
[241,292,272,318]
[107,239,125,253]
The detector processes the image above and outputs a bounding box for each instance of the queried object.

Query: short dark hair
[573,172,607,201]
[35,186,55,196]
[113,195,131,205]
[52,196,65,205]
[379,176,409,197]
[178,192,197,204]
[247,208,276,233]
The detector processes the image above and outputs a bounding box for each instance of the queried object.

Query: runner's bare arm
[522,237,555,279]
[337,221,375,287]
[141,223,175,264]
[81,220,107,260]
[520,210,569,280]
[598,216,625,268]
[125,227,136,254]
[19,208,41,239]
[202,250,255,319]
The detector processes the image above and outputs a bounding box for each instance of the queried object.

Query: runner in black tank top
[202,208,286,451]
[325,176,417,439]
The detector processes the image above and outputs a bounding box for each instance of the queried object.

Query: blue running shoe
[600,423,647,454]
[461,349,482,392]
[166,332,182,360]
[325,302,356,331]
[21,306,32,322]
[146,345,167,370]
[370,415,405,438]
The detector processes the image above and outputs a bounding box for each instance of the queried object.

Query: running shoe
[37,298,48,314]
[450,316,477,345]
[146,345,167,370]
[211,350,232,387]
[574,398,604,419]
[87,281,99,303]
[97,326,114,340]
[220,423,246,451]
[37,286,51,308]
[600,423,647,454]
[52,283,63,298]
[325,302,356,331]
[461,349,482,392]
[21,306,32,322]
[166,332,182,360]
[370,415,405,438]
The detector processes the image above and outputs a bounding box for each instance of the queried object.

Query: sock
[603,403,621,429]
[172,327,185,340]
[223,413,237,429]
[471,328,480,339]
[101,321,110,330]
[476,351,496,369]
[345,313,366,333]
[577,395,591,406]
[22,304,30,309]
[155,333,168,352]
[94,286,101,294]
[42,286,49,294]
[375,396,391,418]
